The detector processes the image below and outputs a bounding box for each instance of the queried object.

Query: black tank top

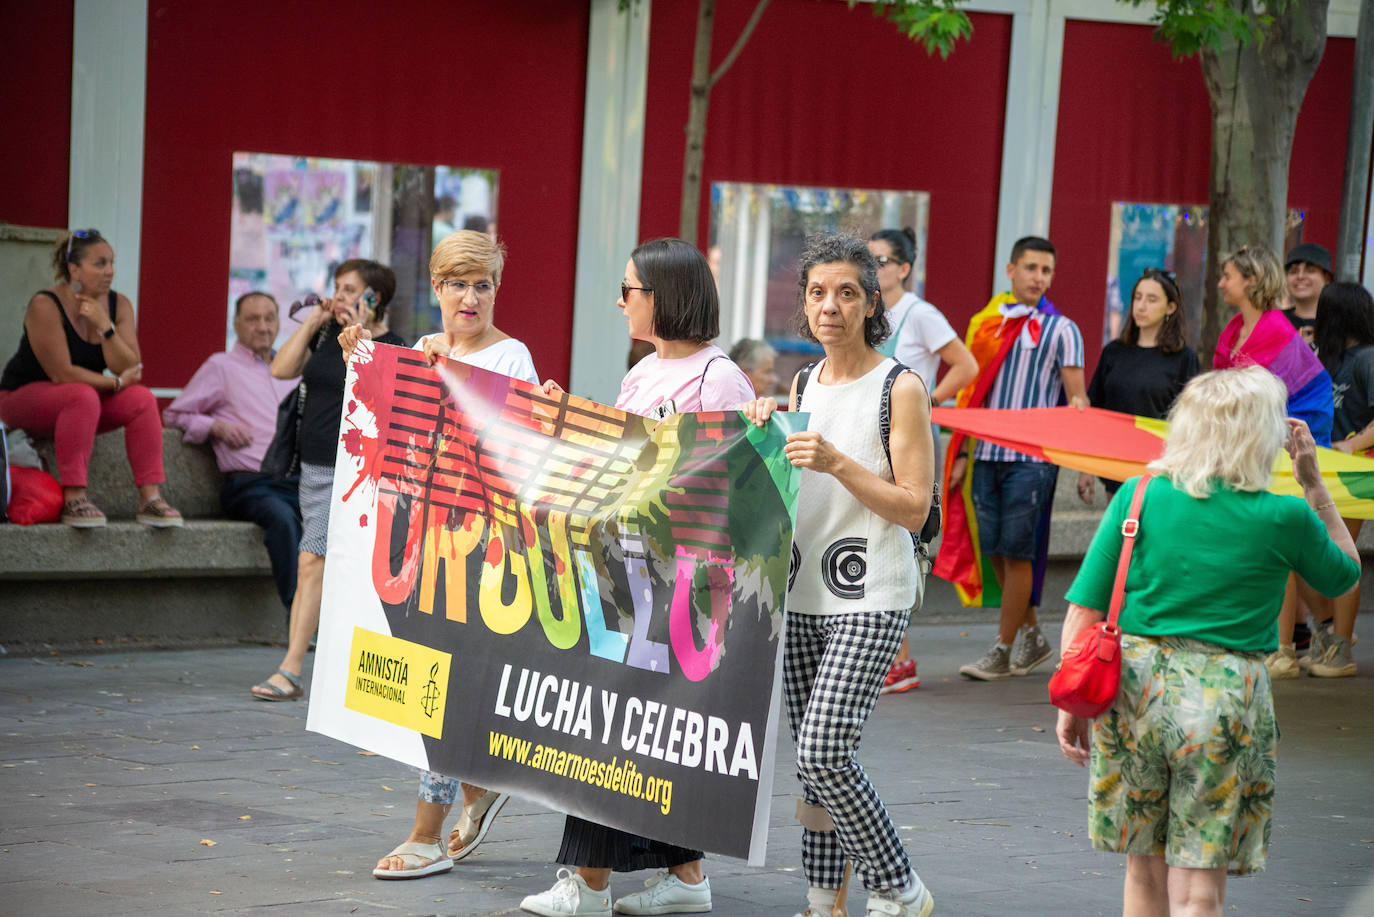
[0,290,117,391]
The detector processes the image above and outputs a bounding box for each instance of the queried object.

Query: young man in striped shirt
[950,236,1088,680]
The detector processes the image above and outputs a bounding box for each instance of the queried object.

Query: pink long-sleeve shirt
[163,342,300,473]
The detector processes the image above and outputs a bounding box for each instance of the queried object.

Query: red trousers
[0,381,165,488]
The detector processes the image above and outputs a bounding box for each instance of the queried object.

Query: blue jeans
[220,472,302,611]
[970,460,1058,561]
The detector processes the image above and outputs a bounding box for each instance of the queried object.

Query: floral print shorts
[1089,634,1278,874]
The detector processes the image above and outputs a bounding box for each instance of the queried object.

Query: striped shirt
[974,310,1084,462]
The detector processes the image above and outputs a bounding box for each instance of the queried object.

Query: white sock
[807,885,839,914]
[995,641,1012,652]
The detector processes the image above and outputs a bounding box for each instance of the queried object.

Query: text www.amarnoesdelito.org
[488,730,673,815]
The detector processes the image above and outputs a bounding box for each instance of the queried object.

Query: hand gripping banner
[306,342,803,864]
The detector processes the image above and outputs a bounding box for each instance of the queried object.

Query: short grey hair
[728,338,775,371]
[1149,366,1289,498]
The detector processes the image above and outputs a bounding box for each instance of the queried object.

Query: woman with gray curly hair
[745,232,935,917]
[1056,365,1359,916]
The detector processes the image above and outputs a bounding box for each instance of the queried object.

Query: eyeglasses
[873,255,904,267]
[621,282,653,300]
[439,279,495,298]
[66,228,100,261]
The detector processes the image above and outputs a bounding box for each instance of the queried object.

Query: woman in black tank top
[0,229,181,527]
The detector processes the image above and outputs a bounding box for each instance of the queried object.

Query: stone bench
[0,427,287,652]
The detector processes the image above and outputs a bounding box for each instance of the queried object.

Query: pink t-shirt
[615,343,755,417]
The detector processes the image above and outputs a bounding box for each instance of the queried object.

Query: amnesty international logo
[421,663,442,718]
[345,627,451,738]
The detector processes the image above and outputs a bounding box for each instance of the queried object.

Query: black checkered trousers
[783,608,918,892]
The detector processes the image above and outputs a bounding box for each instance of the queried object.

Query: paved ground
[2,622,1372,916]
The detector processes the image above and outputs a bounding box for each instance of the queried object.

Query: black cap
[1285,242,1332,274]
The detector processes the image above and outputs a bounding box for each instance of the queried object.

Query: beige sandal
[136,496,183,527]
[372,839,453,879]
[447,789,509,860]
[61,497,107,528]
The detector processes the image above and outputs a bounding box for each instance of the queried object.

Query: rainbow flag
[933,294,1064,608]
[930,405,1374,519]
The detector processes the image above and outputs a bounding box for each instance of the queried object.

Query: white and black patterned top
[788,357,921,615]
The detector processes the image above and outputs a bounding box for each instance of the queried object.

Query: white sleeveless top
[788,358,921,616]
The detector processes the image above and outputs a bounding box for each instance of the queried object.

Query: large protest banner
[306,342,803,864]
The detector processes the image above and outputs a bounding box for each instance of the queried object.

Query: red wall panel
[1051,20,1356,372]
[141,0,589,388]
[0,0,73,229]
[639,0,1012,336]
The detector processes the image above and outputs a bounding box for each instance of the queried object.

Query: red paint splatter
[348,399,357,413]
[359,513,368,527]
[485,535,504,568]
[341,426,365,458]
[554,554,567,576]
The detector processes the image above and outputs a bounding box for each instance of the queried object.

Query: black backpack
[794,361,942,558]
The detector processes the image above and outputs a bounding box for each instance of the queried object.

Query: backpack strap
[697,354,726,407]
[793,361,817,411]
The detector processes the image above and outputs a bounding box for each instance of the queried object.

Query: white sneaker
[866,878,934,917]
[522,868,612,917]
[1265,644,1299,680]
[613,871,711,914]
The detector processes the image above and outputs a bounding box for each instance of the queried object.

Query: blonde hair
[430,230,505,285]
[1148,366,1288,497]
[1224,244,1284,311]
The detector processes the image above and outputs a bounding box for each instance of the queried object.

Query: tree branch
[709,0,772,88]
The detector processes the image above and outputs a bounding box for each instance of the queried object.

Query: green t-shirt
[1065,475,1360,652]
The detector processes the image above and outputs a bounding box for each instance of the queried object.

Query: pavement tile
[2,626,1373,915]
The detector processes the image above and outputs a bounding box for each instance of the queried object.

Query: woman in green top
[1055,366,1359,916]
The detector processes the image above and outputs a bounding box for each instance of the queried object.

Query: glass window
[709,182,930,391]
[228,152,498,349]
[1105,202,1305,350]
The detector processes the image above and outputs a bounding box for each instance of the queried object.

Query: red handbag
[1048,473,1152,718]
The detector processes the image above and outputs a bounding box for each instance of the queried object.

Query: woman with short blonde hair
[1057,366,1359,916]
[1214,243,1332,446]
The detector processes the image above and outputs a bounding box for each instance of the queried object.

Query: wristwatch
[102,325,116,340]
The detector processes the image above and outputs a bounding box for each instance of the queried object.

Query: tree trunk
[1197,0,1328,367]
[680,0,716,244]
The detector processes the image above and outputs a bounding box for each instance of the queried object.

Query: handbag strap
[1106,473,1153,631]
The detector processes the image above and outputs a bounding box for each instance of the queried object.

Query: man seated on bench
[164,291,301,625]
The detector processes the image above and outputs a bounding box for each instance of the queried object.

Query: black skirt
[555,816,702,871]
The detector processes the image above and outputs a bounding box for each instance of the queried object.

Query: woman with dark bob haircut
[523,238,754,917]
[747,232,936,917]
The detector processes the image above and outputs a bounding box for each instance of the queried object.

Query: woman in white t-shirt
[867,228,976,692]
[521,238,753,917]
[342,230,537,881]
[744,233,935,917]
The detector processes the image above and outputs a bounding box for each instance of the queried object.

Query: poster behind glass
[228,153,497,351]
[1105,203,1305,350]
[709,183,930,395]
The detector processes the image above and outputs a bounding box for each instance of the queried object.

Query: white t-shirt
[412,334,539,385]
[886,291,958,390]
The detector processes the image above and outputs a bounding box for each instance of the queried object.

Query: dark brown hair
[1120,269,1187,353]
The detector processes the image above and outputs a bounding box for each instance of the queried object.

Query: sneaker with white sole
[1309,634,1357,678]
[522,868,612,917]
[866,880,934,917]
[1298,619,1334,672]
[1010,624,1053,676]
[880,659,921,694]
[1265,644,1299,680]
[613,871,711,914]
[959,642,1011,680]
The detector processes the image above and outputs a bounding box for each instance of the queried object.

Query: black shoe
[1293,620,1312,651]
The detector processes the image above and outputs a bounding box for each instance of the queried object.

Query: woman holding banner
[744,233,935,917]
[337,231,539,880]
[521,238,753,917]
